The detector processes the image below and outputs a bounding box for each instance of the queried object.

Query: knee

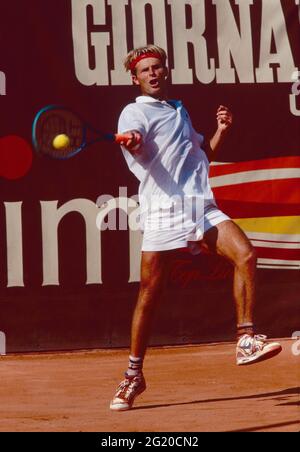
[236,244,257,268]
[138,271,167,312]
[140,275,165,298]
[139,252,169,304]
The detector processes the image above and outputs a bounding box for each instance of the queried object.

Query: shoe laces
[252,335,267,350]
[239,334,267,352]
[115,375,142,399]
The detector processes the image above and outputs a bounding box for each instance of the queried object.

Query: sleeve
[184,106,205,147]
[197,132,213,162]
[201,137,214,163]
[196,132,205,147]
[118,104,149,140]
[187,111,210,159]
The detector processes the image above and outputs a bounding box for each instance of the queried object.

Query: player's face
[132,57,168,99]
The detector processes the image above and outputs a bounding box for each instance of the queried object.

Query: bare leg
[110,251,172,411]
[201,220,257,327]
[131,251,171,358]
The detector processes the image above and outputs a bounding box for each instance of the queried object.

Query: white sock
[126,355,143,377]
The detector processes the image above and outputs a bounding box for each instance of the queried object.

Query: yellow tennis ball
[53,134,70,150]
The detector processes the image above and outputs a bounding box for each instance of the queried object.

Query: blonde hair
[124,45,167,74]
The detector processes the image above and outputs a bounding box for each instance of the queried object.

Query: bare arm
[206,105,233,161]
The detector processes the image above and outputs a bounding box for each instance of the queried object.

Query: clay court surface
[0,339,298,432]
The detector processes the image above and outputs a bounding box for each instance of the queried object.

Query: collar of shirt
[136,96,182,110]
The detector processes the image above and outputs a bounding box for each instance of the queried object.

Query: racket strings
[35,110,84,158]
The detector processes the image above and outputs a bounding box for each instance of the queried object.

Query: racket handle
[114,133,135,144]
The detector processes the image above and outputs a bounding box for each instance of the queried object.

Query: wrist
[217,127,229,137]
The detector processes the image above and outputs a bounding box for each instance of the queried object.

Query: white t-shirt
[118,95,229,251]
[118,96,228,252]
[118,96,216,206]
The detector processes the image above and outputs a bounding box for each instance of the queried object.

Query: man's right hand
[120,131,143,154]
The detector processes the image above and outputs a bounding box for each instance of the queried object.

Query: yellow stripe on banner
[234,216,300,235]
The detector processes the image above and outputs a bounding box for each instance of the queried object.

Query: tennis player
[110,45,282,411]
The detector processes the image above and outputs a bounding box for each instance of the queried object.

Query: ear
[132,74,140,86]
[164,67,169,79]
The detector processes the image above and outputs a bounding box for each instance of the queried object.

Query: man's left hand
[216,105,233,132]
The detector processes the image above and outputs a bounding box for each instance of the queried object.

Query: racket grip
[114,133,134,144]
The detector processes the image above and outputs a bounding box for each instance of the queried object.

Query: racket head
[32,105,88,159]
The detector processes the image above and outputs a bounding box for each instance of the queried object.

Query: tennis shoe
[236,334,282,366]
[110,373,146,411]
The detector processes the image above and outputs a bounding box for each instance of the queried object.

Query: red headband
[129,52,162,72]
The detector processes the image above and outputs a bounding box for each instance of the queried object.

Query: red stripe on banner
[209,156,300,177]
[255,247,300,260]
[252,238,300,244]
[213,179,300,204]
[216,200,300,219]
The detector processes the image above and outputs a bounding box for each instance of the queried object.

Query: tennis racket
[32,105,132,159]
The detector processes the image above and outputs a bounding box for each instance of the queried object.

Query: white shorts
[141,203,230,253]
